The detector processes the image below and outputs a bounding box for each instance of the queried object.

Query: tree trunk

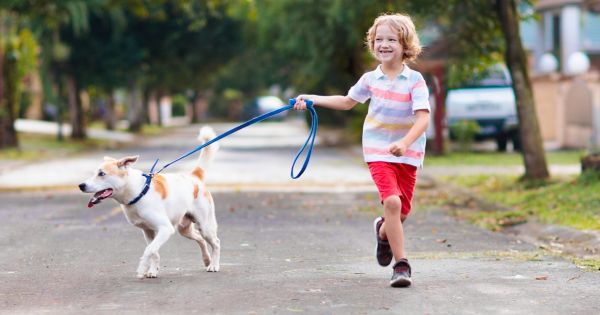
[66,74,86,139]
[128,84,144,132]
[497,0,549,180]
[142,87,151,125]
[0,28,10,149]
[192,89,208,123]
[156,91,164,127]
[105,92,116,130]
[432,65,446,155]
[0,44,20,148]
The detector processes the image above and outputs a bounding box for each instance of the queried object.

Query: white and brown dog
[79,127,220,278]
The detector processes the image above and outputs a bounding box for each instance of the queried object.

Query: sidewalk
[0,120,378,191]
[0,120,582,191]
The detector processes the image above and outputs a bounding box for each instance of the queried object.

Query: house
[523,0,600,149]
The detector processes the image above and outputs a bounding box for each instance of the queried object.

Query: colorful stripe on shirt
[347,64,431,167]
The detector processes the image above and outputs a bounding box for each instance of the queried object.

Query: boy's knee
[383,196,402,215]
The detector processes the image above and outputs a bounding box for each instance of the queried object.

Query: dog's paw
[206,264,220,272]
[145,264,159,278]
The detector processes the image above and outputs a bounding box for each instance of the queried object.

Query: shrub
[449,120,480,152]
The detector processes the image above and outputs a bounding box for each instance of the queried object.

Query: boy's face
[373,24,404,64]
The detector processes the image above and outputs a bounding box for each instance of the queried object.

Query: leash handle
[288,98,314,107]
[288,98,317,179]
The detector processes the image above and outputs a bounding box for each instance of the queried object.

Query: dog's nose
[78,183,86,192]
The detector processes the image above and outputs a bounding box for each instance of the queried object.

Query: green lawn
[427,150,586,166]
[441,172,600,231]
[0,133,114,161]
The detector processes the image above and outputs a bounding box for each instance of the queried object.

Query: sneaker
[390,259,412,288]
[374,217,393,267]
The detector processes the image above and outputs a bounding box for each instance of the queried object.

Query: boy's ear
[117,156,139,168]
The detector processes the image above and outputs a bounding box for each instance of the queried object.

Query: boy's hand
[293,95,311,111]
[389,140,409,157]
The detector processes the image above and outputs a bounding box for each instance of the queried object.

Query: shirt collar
[375,64,410,80]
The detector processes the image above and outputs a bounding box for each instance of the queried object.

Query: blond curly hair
[366,13,422,62]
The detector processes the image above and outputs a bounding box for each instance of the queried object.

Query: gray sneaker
[390,259,412,287]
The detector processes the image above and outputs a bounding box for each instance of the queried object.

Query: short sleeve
[411,72,430,112]
[347,73,371,103]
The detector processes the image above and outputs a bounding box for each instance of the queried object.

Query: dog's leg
[198,222,220,272]
[137,225,174,278]
[141,228,160,278]
[178,216,211,267]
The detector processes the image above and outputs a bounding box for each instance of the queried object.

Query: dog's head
[79,156,139,208]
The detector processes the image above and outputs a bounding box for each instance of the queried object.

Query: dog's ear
[117,156,139,168]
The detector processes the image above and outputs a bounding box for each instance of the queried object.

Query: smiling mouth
[88,188,113,208]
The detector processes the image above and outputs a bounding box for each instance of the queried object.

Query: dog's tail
[197,126,219,170]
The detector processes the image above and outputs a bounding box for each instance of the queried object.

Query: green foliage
[0,132,110,160]
[210,0,410,123]
[170,94,188,117]
[427,150,584,167]
[449,120,480,152]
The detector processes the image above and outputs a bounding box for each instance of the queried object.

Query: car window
[464,66,512,88]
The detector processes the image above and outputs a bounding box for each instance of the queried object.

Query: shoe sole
[373,217,391,267]
[390,277,412,288]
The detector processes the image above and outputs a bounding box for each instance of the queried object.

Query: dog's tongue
[88,189,113,208]
[88,195,101,208]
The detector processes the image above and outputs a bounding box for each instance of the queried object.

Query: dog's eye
[98,171,106,177]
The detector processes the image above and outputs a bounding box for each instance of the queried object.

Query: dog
[79,126,221,278]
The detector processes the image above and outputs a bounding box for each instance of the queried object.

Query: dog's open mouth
[88,188,114,208]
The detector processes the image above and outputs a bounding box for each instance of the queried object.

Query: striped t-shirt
[347,64,430,167]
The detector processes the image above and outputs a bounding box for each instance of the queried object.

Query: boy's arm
[389,109,430,157]
[294,94,358,111]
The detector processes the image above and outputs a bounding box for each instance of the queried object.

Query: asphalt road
[1,120,599,314]
[1,188,599,314]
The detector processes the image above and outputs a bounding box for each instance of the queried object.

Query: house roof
[535,0,583,11]
[585,0,600,12]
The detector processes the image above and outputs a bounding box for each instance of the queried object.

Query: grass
[0,122,169,162]
[441,171,600,231]
[427,150,586,166]
[0,133,116,161]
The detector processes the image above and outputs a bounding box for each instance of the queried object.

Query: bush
[171,94,188,117]
[449,120,480,152]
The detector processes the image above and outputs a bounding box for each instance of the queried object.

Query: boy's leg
[379,195,405,260]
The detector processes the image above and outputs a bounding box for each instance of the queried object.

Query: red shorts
[367,161,417,216]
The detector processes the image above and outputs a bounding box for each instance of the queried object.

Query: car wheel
[496,134,508,152]
[511,131,522,151]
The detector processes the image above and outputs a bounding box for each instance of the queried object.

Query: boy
[293,13,430,287]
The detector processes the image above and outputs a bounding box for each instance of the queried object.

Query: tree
[218,0,404,125]
[496,0,549,179]
[0,11,38,149]
[128,1,242,125]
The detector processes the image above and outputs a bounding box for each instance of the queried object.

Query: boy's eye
[98,171,106,177]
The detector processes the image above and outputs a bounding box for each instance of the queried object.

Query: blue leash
[149,99,317,179]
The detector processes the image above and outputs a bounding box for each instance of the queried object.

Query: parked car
[242,96,288,120]
[446,65,521,151]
